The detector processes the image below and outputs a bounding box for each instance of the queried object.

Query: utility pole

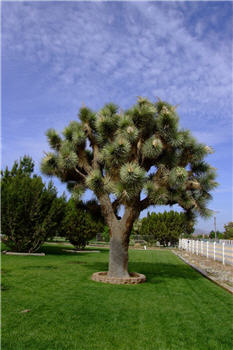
[212,210,220,240]
[214,216,217,239]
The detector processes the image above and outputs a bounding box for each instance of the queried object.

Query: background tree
[101,226,110,242]
[62,198,104,249]
[139,210,194,246]
[131,219,142,236]
[41,97,217,279]
[223,222,233,239]
[1,156,66,252]
[209,230,223,239]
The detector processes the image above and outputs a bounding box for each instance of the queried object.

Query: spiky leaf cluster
[169,167,188,189]
[86,170,103,195]
[144,181,169,205]
[101,137,130,168]
[41,153,58,176]
[57,142,78,170]
[46,129,62,151]
[142,137,163,159]
[119,162,147,199]
[41,97,217,219]
[95,103,119,140]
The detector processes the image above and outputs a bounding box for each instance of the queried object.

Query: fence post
[207,241,209,259]
[222,242,225,265]
[201,241,203,256]
[196,240,198,255]
[214,242,216,260]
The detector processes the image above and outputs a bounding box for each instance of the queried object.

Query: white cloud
[2,2,232,137]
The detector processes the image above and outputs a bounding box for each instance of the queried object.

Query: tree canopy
[41,97,217,222]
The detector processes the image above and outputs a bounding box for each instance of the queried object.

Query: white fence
[179,239,233,266]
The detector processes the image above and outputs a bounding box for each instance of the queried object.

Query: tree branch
[84,123,99,169]
[120,204,140,234]
[140,197,151,211]
[78,149,92,174]
[98,193,118,232]
[74,167,86,180]
[112,198,119,212]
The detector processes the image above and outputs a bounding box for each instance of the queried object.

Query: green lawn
[1,245,233,350]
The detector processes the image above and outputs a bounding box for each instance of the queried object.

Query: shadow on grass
[84,261,202,284]
[21,265,58,270]
[1,283,11,291]
[40,245,108,256]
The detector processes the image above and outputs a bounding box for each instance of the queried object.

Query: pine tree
[62,199,104,249]
[41,97,217,279]
[1,156,66,252]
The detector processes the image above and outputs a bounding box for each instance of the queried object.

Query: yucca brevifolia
[41,97,217,278]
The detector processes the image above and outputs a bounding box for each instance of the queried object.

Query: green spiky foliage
[41,97,218,229]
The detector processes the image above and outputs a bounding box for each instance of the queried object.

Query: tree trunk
[108,225,130,278]
[107,206,139,278]
[99,194,140,278]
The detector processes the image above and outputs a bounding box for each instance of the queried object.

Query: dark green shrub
[140,210,194,246]
[1,156,66,252]
[62,199,104,249]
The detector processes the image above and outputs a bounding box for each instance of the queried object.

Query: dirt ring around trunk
[91,271,146,284]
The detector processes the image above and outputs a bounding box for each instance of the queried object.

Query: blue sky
[2,1,232,233]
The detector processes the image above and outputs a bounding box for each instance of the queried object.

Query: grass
[1,244,233,350]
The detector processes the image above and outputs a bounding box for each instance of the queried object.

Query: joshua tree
[41,97,217,278]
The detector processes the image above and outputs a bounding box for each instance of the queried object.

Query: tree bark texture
[108,227,130,278]
[99,196,140,278]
